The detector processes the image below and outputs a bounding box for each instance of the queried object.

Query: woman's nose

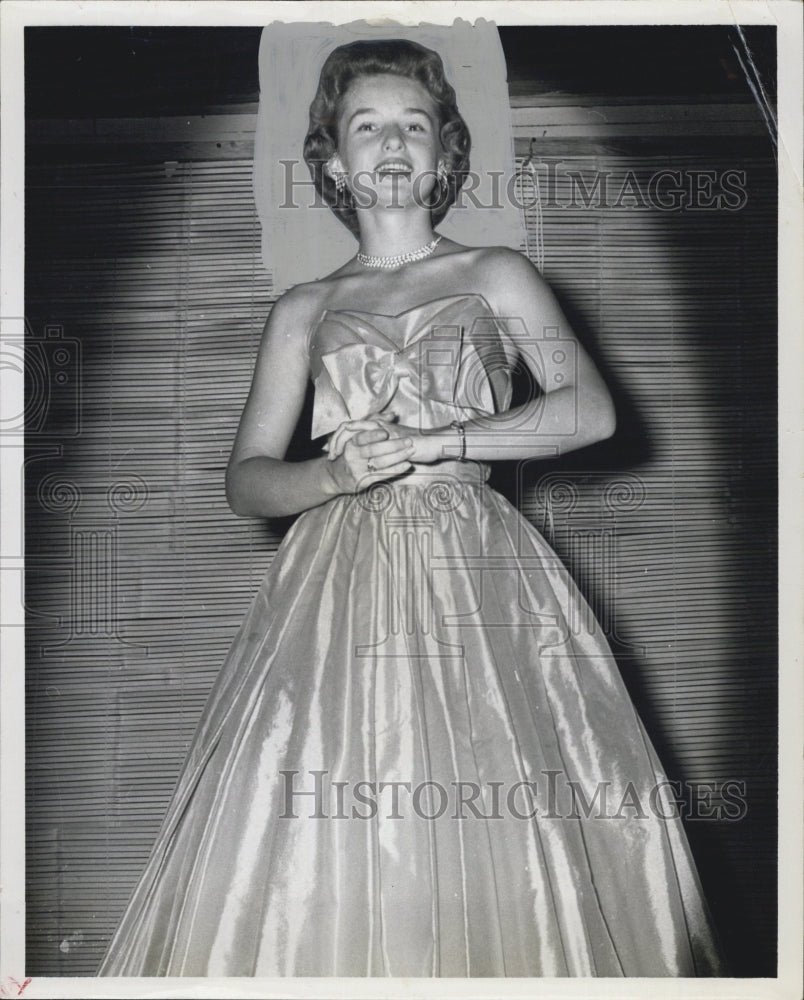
[382,125,404,149]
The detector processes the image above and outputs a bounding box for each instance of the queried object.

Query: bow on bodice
[308,295,514,440]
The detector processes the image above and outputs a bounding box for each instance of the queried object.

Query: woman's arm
[462,248,616,459]
[226,289,414,518]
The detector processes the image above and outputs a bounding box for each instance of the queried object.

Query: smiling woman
[96,37,726,978]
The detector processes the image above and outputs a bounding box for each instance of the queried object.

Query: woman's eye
[356,122,376,132]
[405,123,425,132]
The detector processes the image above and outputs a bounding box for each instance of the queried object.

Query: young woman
[99,39,724,978]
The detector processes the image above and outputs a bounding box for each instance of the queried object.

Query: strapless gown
[99,294,724,977]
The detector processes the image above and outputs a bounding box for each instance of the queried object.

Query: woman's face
[335,73,442,211]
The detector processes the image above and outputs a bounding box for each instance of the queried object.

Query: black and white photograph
[0,1,801,997]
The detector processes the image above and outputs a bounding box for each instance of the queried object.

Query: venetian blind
[24,130,776,976]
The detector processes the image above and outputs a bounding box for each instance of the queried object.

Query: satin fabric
[308,294,515,439]
[99,295,724,977]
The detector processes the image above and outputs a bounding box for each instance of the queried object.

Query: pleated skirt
[99,467,724,977]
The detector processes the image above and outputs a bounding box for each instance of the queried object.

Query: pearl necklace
[356,236,442,270]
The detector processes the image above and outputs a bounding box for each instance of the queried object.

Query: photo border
[1,1,801,997]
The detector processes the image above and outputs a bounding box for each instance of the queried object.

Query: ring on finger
[366,458,376,473]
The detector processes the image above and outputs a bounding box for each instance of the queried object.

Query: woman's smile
[375,158,413,177]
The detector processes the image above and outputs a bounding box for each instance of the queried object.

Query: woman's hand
[323,419,415,495]
[328,416,451,466]
[326,419,391,461]
[378,423,443,464]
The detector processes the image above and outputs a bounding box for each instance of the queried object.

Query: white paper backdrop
[253,18,526,294]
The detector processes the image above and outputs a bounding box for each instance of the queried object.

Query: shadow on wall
[491,147,777,975]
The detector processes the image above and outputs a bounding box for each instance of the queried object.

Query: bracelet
[450,420,466,461]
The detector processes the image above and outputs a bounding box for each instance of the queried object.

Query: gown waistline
[385,459,490,488]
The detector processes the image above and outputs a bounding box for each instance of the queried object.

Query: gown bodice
[308,293,518,441]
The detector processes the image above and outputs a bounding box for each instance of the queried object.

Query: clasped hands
[322,413,441,495]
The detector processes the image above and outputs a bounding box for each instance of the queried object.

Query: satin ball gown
[98,294,725,977]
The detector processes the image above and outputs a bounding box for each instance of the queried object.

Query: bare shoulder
[261,279,328,349]
[459,246,572,344]
[468,246,552,309]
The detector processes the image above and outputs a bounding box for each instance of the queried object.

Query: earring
[436,161,450,187]
[326,158,347,194]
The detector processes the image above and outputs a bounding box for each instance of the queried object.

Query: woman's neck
[354,209,436,258]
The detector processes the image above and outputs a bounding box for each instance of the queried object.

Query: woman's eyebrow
[347,106,432,125]
[348,107,376,122]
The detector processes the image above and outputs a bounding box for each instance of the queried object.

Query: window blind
[24,129,776,976]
